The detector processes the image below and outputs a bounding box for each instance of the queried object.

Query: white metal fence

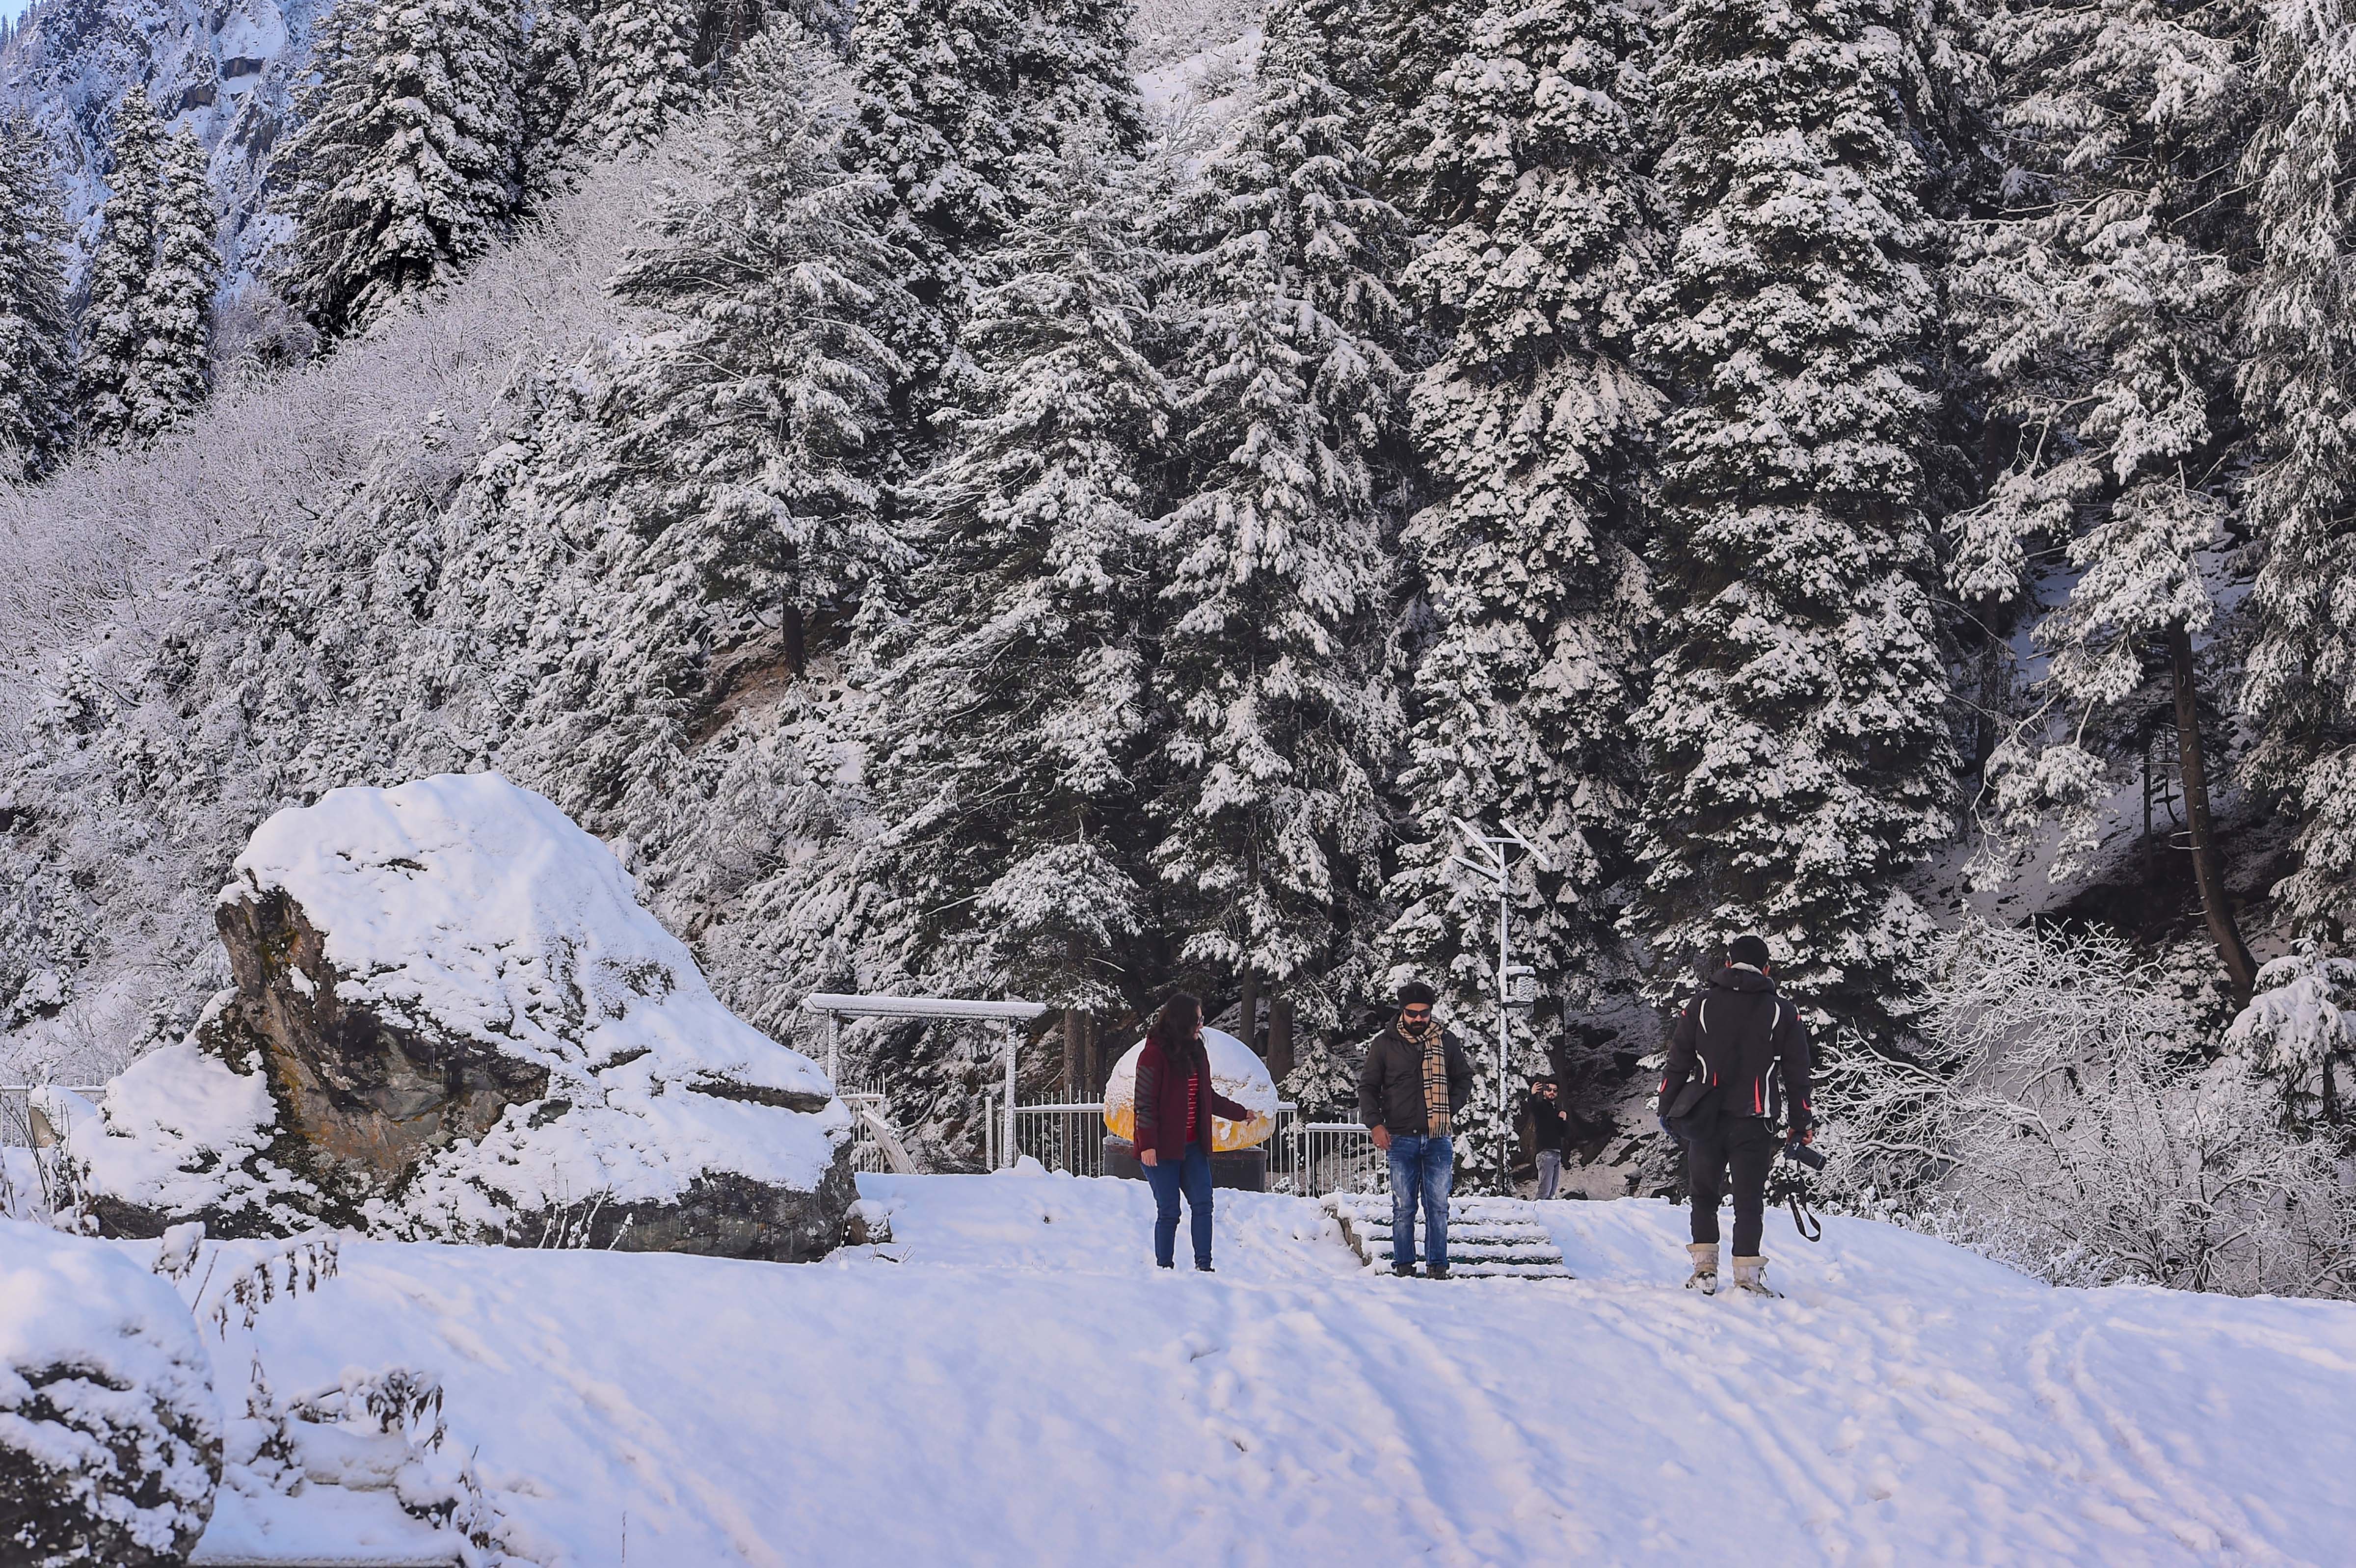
[995,1100,1389,1197]
[1293,1122,1389,1197]
[1005,1101,1108,1176]
[841,1090,921,1175]
[0,1087,104,1148]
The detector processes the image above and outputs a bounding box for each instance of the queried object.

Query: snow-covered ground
[154,1172,2356,1565]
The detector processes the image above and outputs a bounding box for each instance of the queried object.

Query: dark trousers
[1688,1116,1776,1256]
[1145,1140,1214,1269]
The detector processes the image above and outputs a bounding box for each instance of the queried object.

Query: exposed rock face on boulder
[54,773,854,1261]
[0,1221,222,1567]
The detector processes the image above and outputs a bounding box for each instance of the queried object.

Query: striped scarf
[1404,1019,1450,1137]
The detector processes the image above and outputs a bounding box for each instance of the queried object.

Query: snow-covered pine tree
[866,130,1170,1013]
[1339,0,1478,200]
[1632,0,1956,1025]
[1953,0,2259,1002]
[1280,1022,1365,1120]
[2240,0,2356,944]
[77,84,163,448]
[2226,948,2356,1127]
[1151,0,1407,1045]
[570,0,701,159]
[1894,0,2009,764]
[1384,0,1668,1120]
[842,0,1144,372]
[277,0,525,338]
[521,0,592,199]
[0,108,75,475]
[510,18,921,832]
[130,130,220,441]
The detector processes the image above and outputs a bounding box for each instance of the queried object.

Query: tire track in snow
[1353,1280,1588,1557]
[2047,1313,2301,1564]
[1622,1284,1889,1563]
[495,1295,788,1568]
[2022,1307,2282,1563]
[1248,1277,1524,1562]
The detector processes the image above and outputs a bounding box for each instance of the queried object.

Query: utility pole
[1450,819,1548,1192]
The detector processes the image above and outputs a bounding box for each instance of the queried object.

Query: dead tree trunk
[1267,997,1294,1086]
[1237,973,1261,1055]
[1062,1007,1084,1100]
[2168,625,2257,1010]
[780,603,805,678]
[2141,727,2156,887]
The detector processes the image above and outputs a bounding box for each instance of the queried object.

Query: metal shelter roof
[800,993,1050,1022]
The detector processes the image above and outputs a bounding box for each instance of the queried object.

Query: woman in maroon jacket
[1134,993,1252,1271]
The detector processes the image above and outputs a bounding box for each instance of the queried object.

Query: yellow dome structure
[1102,1026,1278,1152]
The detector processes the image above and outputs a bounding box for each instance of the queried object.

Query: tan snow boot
[1731,1255,1779,1298]
[1684,1241,1719,1295]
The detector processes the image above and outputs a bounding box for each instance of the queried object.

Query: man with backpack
[1658,934,1812,1297]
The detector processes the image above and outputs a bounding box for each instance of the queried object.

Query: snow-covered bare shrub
[1130,0,1259,68]
[0,1220,222,1566]
[0,145,690,1066]
[1824,920,2356,1297]
[228,1361,513,1562]
[0,1088,91,1227]
[202,1239,342,1337]
[208,281,320,385]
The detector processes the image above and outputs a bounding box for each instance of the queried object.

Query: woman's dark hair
[1148,993,1208,1073]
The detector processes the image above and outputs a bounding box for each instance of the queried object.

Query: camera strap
[1771,1144,1825,1244]
[1785,1190,1823,1243]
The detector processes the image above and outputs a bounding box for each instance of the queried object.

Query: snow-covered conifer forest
[5,0,2356,1301]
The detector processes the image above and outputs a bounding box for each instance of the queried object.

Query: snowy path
[214,1174,2356,1566]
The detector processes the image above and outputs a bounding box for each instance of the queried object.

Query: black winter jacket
[1526,1093,1570,1154]
[1660,966,1813,1132]
[1357,1020,1473,1136]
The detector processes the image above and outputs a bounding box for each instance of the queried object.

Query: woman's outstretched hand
[1139,1148,1158,1167]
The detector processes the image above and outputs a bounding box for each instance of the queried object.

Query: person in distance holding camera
[1657,934,1813,1297]
[1526,1077,1569,1200]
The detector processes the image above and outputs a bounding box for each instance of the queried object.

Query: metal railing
[841,1090,921,1175]
[0,1087,104,1148]
[1011,1101,1111,1177]
[1001,1100,1398,1197]
[1292,1121,1388,1197]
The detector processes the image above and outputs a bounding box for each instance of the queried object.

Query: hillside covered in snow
[5,0,2356,1314]
[1,0,327,284]
[16,1174,2354,1566]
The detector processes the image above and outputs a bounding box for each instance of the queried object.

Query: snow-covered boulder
[61,773,855,1260]
[0,1221,222,1566]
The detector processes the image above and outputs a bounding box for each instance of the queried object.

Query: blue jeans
[1145,1140,1215,1269]
[1387,1133,1454,1271]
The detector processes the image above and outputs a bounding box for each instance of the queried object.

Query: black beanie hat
[1727,934,1772,969]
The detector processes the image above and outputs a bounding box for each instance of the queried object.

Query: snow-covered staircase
[1323,1194,1574,1279]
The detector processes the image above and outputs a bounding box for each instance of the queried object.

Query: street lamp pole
[1450,818,1549,1192]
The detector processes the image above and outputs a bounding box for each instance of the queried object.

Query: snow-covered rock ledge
[48,773,854,1261]
[0,1221,222,1565]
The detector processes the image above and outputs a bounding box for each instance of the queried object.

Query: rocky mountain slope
[3,0,322,285]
